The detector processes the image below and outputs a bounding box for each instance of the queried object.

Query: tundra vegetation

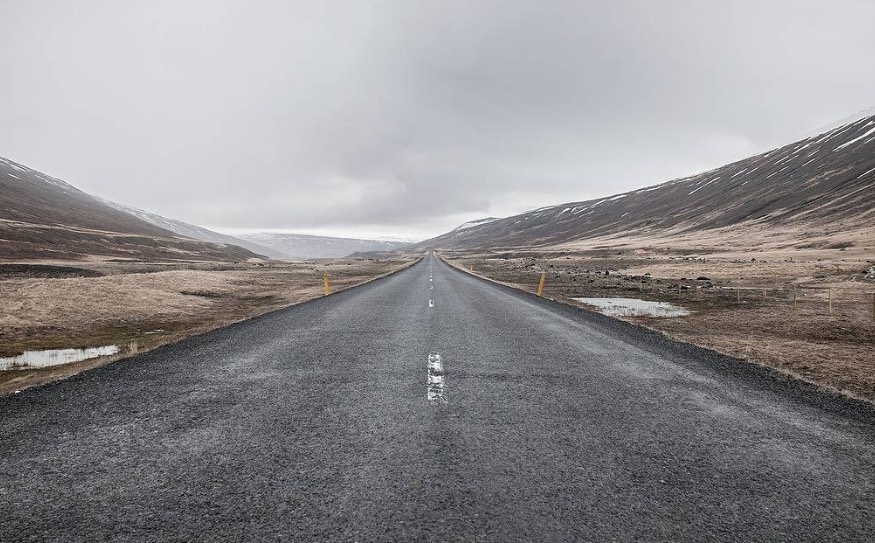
[0,257,415,394]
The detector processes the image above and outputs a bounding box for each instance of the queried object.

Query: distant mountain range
[0,157,259,261]
[418,112,875,252]
[96,199,288,260]
[0,156,416,261]
[234,232,414,259]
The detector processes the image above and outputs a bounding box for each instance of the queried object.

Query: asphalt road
[2,255,874,542]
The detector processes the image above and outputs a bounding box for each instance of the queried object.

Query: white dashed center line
[427,352,445,402]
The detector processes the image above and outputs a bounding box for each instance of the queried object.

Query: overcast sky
[2,1,874,239]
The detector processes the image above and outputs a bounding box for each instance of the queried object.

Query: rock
[865,266,875,281]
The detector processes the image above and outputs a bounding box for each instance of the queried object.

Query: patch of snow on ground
[688,176,720,195]
[835,123,875,151]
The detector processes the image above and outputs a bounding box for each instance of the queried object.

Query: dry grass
[446,248,875,402]
[0,257,416,394]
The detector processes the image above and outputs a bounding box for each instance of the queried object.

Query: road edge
[1,257,424,397]
[438,254,875,422]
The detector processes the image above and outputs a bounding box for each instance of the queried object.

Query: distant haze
[1,0,874,239]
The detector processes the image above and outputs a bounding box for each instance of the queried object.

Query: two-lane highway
[1,254,874,541]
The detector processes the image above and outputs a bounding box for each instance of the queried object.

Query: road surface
[2,255,874,541]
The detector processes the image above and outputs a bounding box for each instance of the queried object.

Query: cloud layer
[2,0,874,238]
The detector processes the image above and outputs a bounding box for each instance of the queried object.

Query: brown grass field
[0,257,417,394]
[443,246,875,403]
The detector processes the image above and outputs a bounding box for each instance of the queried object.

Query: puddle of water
[572,297,690,318]
[0,345,121,370]
[427,353,446,403]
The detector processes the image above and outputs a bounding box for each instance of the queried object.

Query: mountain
[0,156,260,261]
[418,112,875,252]
[235,232,414,259]
[97,199,286,259]
[451,217,501,232]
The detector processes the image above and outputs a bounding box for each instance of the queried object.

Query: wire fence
[462,261,875,322]
[602,279,875,320]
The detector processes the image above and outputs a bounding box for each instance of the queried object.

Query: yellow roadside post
[828,288,833,315]
[537,272,546,297]
[323,271,330,296]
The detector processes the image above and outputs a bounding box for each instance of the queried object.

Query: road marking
[427,352,445,403]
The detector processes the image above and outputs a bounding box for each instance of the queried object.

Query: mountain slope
[0,157,260,261]
[236,232,413,259]
[97,199,286,259]
[419,113,875,251]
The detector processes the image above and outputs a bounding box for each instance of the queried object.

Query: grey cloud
[1,0,874,239]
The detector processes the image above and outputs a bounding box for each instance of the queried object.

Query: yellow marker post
[537,272,546,297]
[828,287,833,315]
[323,271,330,296]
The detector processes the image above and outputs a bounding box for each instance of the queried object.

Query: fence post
[323,271,330,296]
[537,272,546,297]
[828,288,833,315]
[792,285,797,312]
[762,288,767,301]
[737,287,740,304]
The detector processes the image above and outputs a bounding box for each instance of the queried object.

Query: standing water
[572,297,690,318]
[0,345,120,370]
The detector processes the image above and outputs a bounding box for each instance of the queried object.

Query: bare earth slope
[0,156,259,261]
[419,113,875,251]
[97,198,286,259]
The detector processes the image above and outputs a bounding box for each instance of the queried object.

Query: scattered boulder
[865,266,875,281]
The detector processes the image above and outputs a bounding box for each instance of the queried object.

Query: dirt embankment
[0,257,417,394]
[445,249,875,403]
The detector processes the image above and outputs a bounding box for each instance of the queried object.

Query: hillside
[0,157,260,261]
[236,232,414,259]
[419,113,875,252]
[97,199,285,259]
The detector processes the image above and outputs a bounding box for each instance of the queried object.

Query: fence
[612,279,874,320]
